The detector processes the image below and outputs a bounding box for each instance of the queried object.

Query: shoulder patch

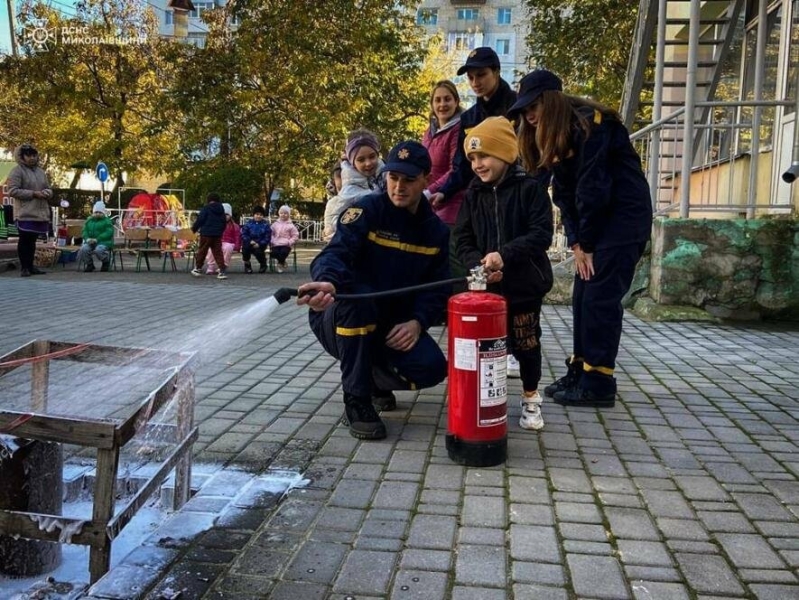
[340,207,363,225]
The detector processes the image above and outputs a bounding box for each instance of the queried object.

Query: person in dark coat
[428,47,518,209]
[7,144,53,277]
[191,192,228,279]
[510,69,653,408]
[454,117,553,431]
[297,141,450,441]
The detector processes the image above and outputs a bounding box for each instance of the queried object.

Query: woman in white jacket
[323,129,384,242]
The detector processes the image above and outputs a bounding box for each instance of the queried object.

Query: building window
[417,8,438,25]
[495,39,510,55]
[187,32,207,48]
[189,1,215,19]
[165,11,173,25]
[497,8,512,25]
[449,32,479,52]
[457,8,480,21]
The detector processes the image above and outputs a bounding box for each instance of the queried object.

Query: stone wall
[649,218,799,320]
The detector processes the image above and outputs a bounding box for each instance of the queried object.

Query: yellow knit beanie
[463,116,519,164]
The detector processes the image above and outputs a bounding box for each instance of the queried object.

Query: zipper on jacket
[492,186,502,251]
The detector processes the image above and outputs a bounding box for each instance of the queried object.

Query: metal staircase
[622,0,743,130]
[621,0,759,216]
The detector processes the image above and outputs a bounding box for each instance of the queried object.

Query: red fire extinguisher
[446,270,508,467]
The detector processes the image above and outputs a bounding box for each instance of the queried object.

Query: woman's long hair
[428,80,462,125]
[518,91,620,172]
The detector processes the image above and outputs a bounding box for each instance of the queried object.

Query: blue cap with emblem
[380,141,432,178]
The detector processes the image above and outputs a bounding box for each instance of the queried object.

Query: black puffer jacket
[454,165,554,304]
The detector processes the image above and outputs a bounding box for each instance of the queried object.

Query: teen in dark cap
[298,141,450,441]
[429,47,517,209]
[511,69,653,408]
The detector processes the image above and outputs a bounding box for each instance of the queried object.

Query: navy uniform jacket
[552,108,653,253]
[438,79,517,201]
[311,192,451,331]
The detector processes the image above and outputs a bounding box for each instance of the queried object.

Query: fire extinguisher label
[478,337,507,426]
[453,337,477,371]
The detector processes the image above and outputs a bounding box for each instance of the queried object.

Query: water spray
[272,266,489,305]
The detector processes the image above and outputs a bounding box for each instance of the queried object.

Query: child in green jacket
[77,201,115,272]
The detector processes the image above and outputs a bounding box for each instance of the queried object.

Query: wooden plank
[173,373,195,511]
[106,427,198,540]
[89,447,120,584]
[115,350,197,445]
[0,509,104,546]
[0,340,35,377]
[31,340,50,412]
[0,412,117,448]
[47,341,185,368]
[115,368,180,446]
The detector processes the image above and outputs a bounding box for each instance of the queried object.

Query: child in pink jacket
[206,203,241,275]
[270,205,299,273]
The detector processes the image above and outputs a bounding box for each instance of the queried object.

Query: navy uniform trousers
[309,298,448,399]
[572,241,646,395]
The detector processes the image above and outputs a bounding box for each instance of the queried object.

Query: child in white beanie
[77,200,115,272]
[270,205,299,273]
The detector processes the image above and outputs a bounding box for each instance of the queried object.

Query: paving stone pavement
[2,258,799,600]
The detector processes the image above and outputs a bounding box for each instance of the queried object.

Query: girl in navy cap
[509,69,653,408]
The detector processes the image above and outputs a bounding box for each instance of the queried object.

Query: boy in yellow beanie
[453,116,554,431]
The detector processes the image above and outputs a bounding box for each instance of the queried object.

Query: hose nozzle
[467,266,487,291]
[274,287,299,304]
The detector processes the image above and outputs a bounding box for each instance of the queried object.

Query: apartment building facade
[415,0,531,100]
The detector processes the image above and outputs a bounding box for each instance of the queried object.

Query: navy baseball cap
[456,47,501,76]
[507,69,563,118]
[381,141,432,178]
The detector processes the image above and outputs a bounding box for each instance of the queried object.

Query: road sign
[96,162,109,183]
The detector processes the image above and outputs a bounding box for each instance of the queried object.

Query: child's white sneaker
[519,390,542,408]
[519,391,544,431]
[217,271,228,280]
[507,355,520,378]
[191,268,202,277]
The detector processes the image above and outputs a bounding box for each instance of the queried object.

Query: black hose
[273,276,467,305]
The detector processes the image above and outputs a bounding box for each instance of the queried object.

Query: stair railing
[630,99,794,217]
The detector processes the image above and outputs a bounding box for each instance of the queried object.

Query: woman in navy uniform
[510,69,653,407]
[298,141,450,440]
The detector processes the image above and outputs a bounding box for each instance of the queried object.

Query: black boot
[553,372,616,408]
[343,393,387,440]
[84,262,95,273]
[258,263,267,274]
[244,261,253,274]
[20,269,31,277]
[543,357,583,398]
[30,267,46,275]
[372,390,397,411]
[100,260,110,272]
